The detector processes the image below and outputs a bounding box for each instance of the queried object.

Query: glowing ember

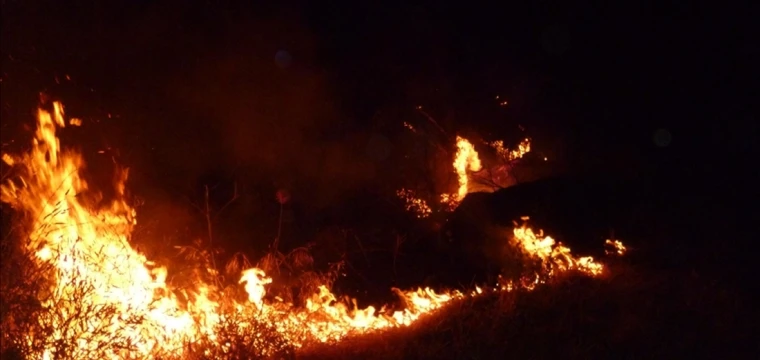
[1,100,616,359]
[490,138,531,161]
[402,122,417,133]
[396,188,432,218]
[1,153,14,166]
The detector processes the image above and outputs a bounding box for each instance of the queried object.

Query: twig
[392,233,406,277]
[204,185,219,287]
[343,260,374,288]
[415,106,448,136]
[273,202,283,252]
[213,181,240,222]
[347,229,369,267]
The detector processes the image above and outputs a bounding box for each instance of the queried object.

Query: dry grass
[181,311,295,360]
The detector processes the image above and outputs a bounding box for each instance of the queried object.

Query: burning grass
[0,100,675,359]
[300,265,755,359]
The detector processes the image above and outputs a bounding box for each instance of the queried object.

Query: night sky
[1,1,757,272]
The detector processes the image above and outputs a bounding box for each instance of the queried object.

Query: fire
[512,218,604,277]
[1,101,619,358]
[240,268,272,309]
[1,102,215,358]
[439,136,532,209]
[490,138,531,161]
[1,153,14,166]
[440,136,482,209]
[605,239,627,256]
[452,136,483,200]
[0,101,461,358]
[396,133,532,215]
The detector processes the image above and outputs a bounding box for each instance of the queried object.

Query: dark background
[1,1,757,295]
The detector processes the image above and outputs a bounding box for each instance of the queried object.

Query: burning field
[1,1,756,357]
[0,99,754,359]
[0,100,628,359]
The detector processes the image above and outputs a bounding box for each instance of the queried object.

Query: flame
[439,136,482,209]
[439,136,530,210]
[512,218,604,277]
[1,101,617,358]
[2,153,14,166]
[1,102,217,358]
[396,135,533,215]
[605,239,627,256]
[452,136,483,199]
[240,268,272,309]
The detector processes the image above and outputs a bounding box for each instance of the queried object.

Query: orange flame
[512,218,604,277]
[439,136,482,209]
[605,239,627,256]
[452,136,482,199]
[1,102,219,358]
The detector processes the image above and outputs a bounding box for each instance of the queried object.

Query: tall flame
[452,136,482,201]
[1,102,220,358]
[439,136,483,210]
[1,101,615,359]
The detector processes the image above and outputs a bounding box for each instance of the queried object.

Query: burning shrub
[0,227,149,359]
[184,311,295,360]
[1,226,50,358]
[256,244,346,308]
[174,238,225,287]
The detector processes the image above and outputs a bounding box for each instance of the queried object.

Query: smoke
[1,2,394,255]
[1,1,543,234]
[162,15,380,207]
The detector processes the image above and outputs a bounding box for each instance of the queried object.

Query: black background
[1,0,757,294]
